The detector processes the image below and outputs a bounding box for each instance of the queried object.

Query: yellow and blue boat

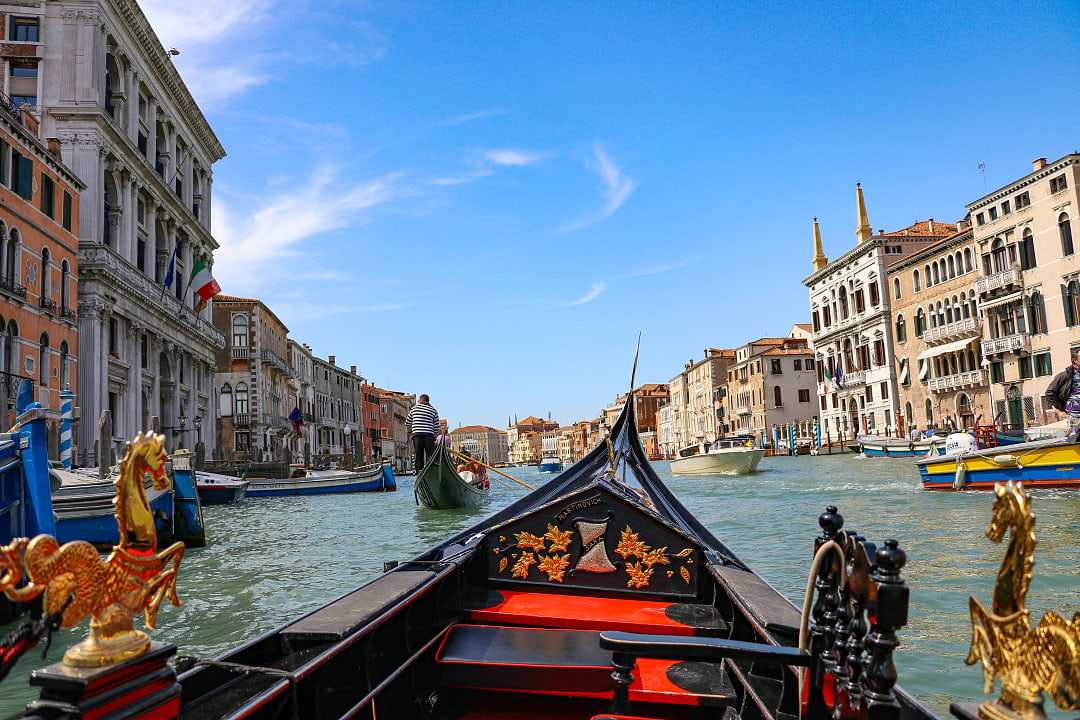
[915,437,1080,490]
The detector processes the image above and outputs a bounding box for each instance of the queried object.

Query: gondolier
[407,394,440,473]
[1044,348,1080,439]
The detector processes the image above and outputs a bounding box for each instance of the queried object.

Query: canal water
[0,453,1078,716]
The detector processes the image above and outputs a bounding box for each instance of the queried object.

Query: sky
[140,0,1080,429]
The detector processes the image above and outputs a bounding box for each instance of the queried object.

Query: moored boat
[916,436,1080,490]
[51,470,176,547]
[245,462,395,497]
[537,454,563,473]
[669,438,764,475]
[195,469,249,505]
[857,433,946,457]
[415,444,488,508]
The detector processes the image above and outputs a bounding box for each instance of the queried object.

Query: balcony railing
[841,369,866,386]
[231,346,249,360]
[0,370,32,400]
[38,296,55,313]
[923,316,979,345]
[262,414,290,431]
[928,369,986,393]
[61,306,75,322]
[981,333,1030,356]
[260,349,289,374]
[232,413,250,427]
[975,266,1022,297]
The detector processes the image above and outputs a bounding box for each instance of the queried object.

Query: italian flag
[189,258,221,312]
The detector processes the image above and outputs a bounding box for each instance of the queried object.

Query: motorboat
[538,454,563,473]
[194,469,249,506]
[244,463,396,497]
[669,438,764,475]
[916,436,1080,490]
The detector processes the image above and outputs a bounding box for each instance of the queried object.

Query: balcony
[841,369,866,386]
[262,414,290,431]
[231,346,249,360]
[928,369,986,393]
[260,349,289,374]
[736,406,751,416]
[981,333,1030,356]
[923,316,979,345]
[975,266,1022,298]
[232,413,250,427]
[38,296,55,314]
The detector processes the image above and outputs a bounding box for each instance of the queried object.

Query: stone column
[124,65,136,140]
[167,126,177,185]
[146,199,157,281]
[127,177,139,266]
[76,300,103,464]
[150,335,161,430]
[147,99,157,163]
[126,321,139,440]
[99,309,110,452]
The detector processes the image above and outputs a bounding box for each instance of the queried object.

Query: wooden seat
[464,589,728,636]
[437,624,734,707]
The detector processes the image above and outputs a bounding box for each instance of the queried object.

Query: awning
[917,337,976,361]
[978,291,1023,312]
[898,358,910,385]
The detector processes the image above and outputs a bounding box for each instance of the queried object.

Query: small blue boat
[245,463,396,497]
[537,455,563,473]
[51,473,176,547]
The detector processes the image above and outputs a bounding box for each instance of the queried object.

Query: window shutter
[17,155,32,200]
[1063,284,1075,327]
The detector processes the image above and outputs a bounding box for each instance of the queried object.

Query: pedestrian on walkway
[407,394,440,473]
[1044,348,1080,439]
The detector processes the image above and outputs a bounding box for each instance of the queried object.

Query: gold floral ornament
[615,526,649,560]
[515,531,547,553]
[498,556,508,573]
[966,481,1080,720]
[537,554,570,583]
[642,547,670,568]
[625,561,653,589]
[0,433,185,668]
[511,552,536,579]
[544,524,573,553]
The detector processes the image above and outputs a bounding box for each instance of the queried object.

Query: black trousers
[413,434,435,473]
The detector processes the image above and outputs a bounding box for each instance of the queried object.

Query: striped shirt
[407,402,439,436]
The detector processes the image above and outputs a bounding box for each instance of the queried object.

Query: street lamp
[343,424,353,453]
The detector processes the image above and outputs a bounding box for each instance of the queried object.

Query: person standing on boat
[407,394,440,473]
[1045,349,1080,439]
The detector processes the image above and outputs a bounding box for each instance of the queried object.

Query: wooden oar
[447,447,535,491]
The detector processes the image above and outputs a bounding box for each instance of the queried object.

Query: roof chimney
[928,219,934,233]
[1032,157,1048,171]
[46,138,62,160]
[350,365,357,375]
[328,355,336,366]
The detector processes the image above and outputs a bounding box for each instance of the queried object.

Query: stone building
[33,1,225,461]
[450,424,507,465]
[969,155,1080,429]
[212,296,289,462]
[0,99,82,448]
[724,337,818,447]
[656,403,675,458]
[377,389,412,473]
[685,348,735,445]
[287,339,315,463]
[313,355,362,458]
[360,382,380,463]
[888,224,989,432]
[806,184,956,444]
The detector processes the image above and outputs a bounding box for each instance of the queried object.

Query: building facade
[723,337,817,447]
[969,155,1080,429]
[378,389,412,473]
[450,424,507,465]
[806,185,956,443]
[888,225,990,432]
[656,403,675,458]
[212,296,289,462]
[0,100,82,450]
[287,339,315,463]
[685,348,735,445]
[313,356,362,458]
[37,1,226,461]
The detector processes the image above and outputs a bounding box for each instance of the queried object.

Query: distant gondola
[168,379,933,720]
[414,444,488,509]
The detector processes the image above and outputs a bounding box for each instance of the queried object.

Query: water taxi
[669,438,764,475]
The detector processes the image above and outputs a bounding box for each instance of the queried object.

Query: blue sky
[143,0,1080,428]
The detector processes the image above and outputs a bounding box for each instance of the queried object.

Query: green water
[0,454,1077,716]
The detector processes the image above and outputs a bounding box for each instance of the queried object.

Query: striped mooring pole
[59,387,74,470]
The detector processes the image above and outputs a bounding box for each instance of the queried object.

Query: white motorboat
[669,439,765,475]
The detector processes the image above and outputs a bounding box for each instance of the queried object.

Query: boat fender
[993,454,1018,467]
[952,460,968,490]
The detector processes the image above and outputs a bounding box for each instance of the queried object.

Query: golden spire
[855,182,872,243]
[811,217,827,272]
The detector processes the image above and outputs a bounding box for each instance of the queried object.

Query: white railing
[975,266,1021,296]
[981,333,1030,356]
[842,369,866,386]
[928,369,986,393]
[231,347,249,359]
[923,316,980,345]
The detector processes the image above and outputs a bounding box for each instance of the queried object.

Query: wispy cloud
[564,282,606,307]
[213,165,405,294]
[483,149,548,167]
[623,255,697,278]
[426,147,547,187]
[560,144,637,232]
[437,108,508,127]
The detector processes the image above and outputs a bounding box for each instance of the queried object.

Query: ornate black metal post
[863,539,909,720]
[610,652,635,714]
[844,537,874,712]
[830,531,857,719]
[808,505,843,720]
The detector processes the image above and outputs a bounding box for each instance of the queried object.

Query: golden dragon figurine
[0,432,185,667]
[966,480,1080,720]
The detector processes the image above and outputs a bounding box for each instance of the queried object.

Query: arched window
[936,301,944,326]
[905,402,913,423]
[773,385,782,407]
[956,252,964,275]
[1060,212,1074,256]
[992,237,1007,272]
[235,382,249,415]
[1027,291,1047,334]
[964,248,973,272]
[219,383,233,416]
[967,349,976,369]
[838,286,849,320]
[947,255,955,278]
[945,299,953,324]
[893,277,901,300]
[925,398,934,425]
[38,333,48,386]
[969,289,978,319]
[895,314,906,343]
[957,393,972,417]
[232,314,248,348]
[40,247,49,302]
[925,264,932,287]
[59,260,69,312]
[940,259,948,279]
[1020,228,1037,270]
[932,263,940,284]
[915,308,925,336]
[913,269,921,291]
[6,229,18,286]
[59,340,68,389]
[929,305,937,329]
